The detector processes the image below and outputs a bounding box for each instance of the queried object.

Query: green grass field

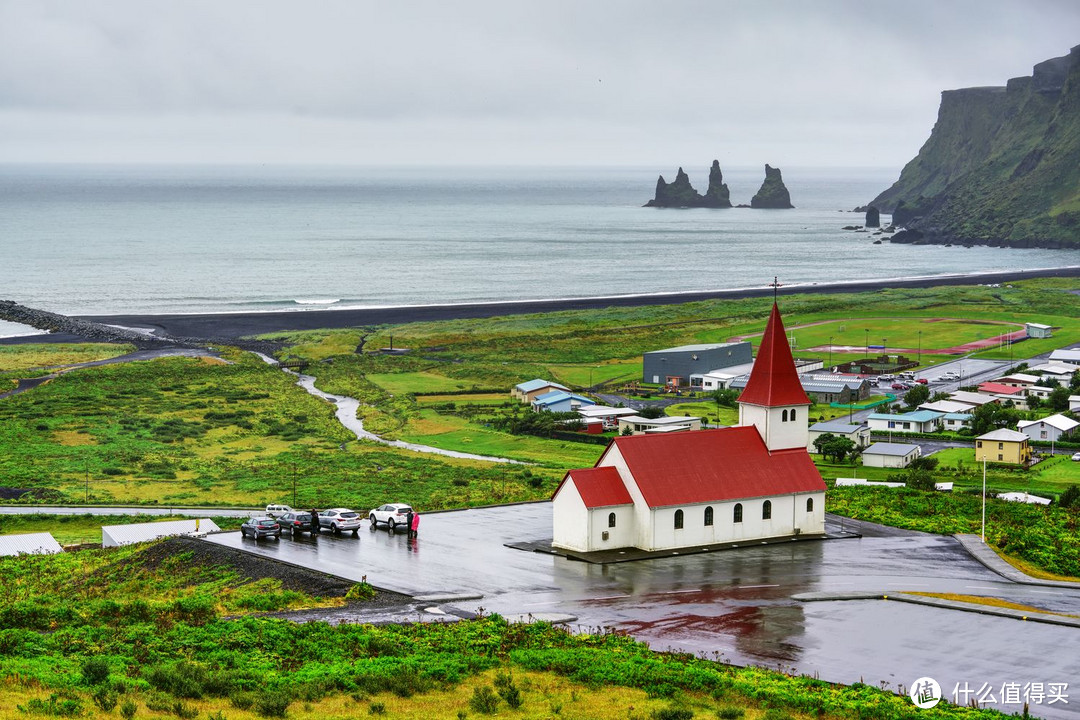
[0,342,136,372]
[544,360,642,388]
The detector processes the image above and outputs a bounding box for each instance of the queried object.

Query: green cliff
[870,44,1080,249]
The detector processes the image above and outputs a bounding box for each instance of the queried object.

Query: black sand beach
[76,267,1080,340]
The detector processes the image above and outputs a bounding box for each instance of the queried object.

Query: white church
[552,302,827,553]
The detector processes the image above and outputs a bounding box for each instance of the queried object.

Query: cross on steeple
[770,276,783,302]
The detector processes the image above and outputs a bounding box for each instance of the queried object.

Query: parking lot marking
[590,594,631,601]
[737,584,779,589]
[1029,590,1062,595]
[965,586,1000,591]
[522,600,561,607]
[661,589,699,595]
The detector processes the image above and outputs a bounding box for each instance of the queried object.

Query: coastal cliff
[645,161,732,208]
[869,44,1080,249]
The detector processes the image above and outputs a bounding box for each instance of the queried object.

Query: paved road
[205,502,1080,718]
[0,505,258,518]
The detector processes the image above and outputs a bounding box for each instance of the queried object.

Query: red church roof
[555,466,634,508]
[738,302,810,407]
[604,426,825,507]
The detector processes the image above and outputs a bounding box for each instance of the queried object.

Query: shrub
[369,702,386,715]
[18,694,84,717]
[230,692,256,710]
[469,686,500,714]
[1059,485,1080,509]
[81,657,110,686]
[652,708,693,720]
[346,582,377,602]
[172,700,199,719]
[92,685,119,712]
[120,699,137,719]
[716,709,745,719]
[254,691,291,718]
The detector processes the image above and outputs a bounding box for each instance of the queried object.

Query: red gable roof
[555,466,633,508]
[978,383,1024,395]
[738,302,810,407]
[605,426,824,507]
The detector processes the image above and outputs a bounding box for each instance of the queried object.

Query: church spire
[738,302,810,407]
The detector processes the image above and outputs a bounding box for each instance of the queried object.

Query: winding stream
[255,353,524,464]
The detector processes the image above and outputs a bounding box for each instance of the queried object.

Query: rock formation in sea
[866,43,1080,249]
[701,160,733,208]
[750,165,794,209]
[865,206,880,227]
[645,161,732,208]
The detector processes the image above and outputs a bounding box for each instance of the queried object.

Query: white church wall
[739,403,809,451]
[551,479,590,552]
[587,506,635,551]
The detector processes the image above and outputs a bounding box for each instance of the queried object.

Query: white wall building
[553,303,826,554]
[1017,414,1079,443]
[862,442,921,468]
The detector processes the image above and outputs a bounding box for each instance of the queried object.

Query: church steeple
[738,301,810,451]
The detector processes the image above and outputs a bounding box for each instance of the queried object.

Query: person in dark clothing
[404,510,414,537]
[310,509,319,534]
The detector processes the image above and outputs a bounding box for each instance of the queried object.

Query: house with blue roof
[867,409,943,434]
[531,390,596,413]
[941,412,973,431]
[511,378,570,404]
[807,420,871,450]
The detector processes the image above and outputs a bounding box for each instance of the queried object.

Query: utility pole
[828,336,833,370]
[292,462,298,507]
[917,331,922,364]
[981,457,987,542]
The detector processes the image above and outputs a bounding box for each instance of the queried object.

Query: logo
[910,677,942,709]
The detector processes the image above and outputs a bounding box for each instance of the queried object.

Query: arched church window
[806,498,814,512]
[762,500,772,520]
[608,512,617,528]
[704,506,714,526]
[733,503,743,523]
[782,409,788,422]
[674,509,684,529]
[791,409,797,422]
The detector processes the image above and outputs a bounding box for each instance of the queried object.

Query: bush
[1059,484,1080,510]
[92,685,119,712]
[369,702,386,715]
[18,694,84,717]
[230,692,256,710]
[81,657,110,686]
[652,708,693,720]
[120,699,138,719]
[716,709,745,719]
[469,686,500,714]
[494,671,522,709]
[254,691,291,718]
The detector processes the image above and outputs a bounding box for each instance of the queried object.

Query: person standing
[310,509,319,535]
[410,511,420,539]
[404,509,414,537]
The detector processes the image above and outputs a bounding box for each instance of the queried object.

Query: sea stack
[750,164,794,208]
[645,167,703,207]
[865,206,880,227]
[701,160,733,208]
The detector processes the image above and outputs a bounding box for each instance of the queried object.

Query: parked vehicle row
[247,503,417,541]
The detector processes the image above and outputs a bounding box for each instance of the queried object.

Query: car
[240,517,281,540]
[265,504,294,517]
[865,376,879,385]
[878,375,896,383]
[319,508,363,535]
[891,383,909,391]
[940,372,960,381]
[369,503,414,532]
[916,378,928,384]
[276,511,315,536]
[1072,453,1080,462]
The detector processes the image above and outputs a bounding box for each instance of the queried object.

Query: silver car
[319,508,362,535]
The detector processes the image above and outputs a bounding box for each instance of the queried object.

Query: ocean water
[0,163,1077,323]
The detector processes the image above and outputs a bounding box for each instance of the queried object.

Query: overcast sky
[1,0,1077,168]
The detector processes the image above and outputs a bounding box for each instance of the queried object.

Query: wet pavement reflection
[205,502,1080,719]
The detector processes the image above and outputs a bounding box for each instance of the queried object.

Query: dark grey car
[240,517,281,540]
[277,512,315,536]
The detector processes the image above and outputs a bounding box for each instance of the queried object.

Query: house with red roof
[552,303,827,553]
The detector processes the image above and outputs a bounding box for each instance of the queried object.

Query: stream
[255,353,524,464]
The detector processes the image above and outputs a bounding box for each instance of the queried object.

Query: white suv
[265,504,294,517]
[369,503,414,531]
[319,508,363,535]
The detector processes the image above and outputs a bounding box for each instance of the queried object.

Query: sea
[1,163,1077,337]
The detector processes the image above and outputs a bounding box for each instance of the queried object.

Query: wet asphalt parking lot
[205,503,1080,719]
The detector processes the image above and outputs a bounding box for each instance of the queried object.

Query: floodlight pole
[981,457,987,542]
[918,331,922,364]
[828,336,833,370]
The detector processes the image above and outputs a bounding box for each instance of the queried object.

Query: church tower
[737,302,811,451]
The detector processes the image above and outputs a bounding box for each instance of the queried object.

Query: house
[642,341,752,387]
[920,400,977,414]
[1027,386,1055,402]
[1017,414,1080,443]
[1025,323,1053,339]
[531,390,596,413]
[512,379,570,404]
[976,382,1030,409]
[1029,362,1079,379]
[862,442,921,468]
[807,420,871,450]
[577,406,637,431]
[941,412,973,431]
[993,373,1041,388]
[694,362,755,390]
[1070,395,1080,412]
[948,391,999,409]
[866,410,943,434]
[553,302,826,553]
[1048,349,1080,366]
[975,429,1032,465]
[617,415,702,435]
[729,374,869,404]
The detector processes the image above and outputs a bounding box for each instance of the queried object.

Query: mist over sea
[1,164,1077,321]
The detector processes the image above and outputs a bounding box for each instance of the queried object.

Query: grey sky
[0,0,1077,167]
